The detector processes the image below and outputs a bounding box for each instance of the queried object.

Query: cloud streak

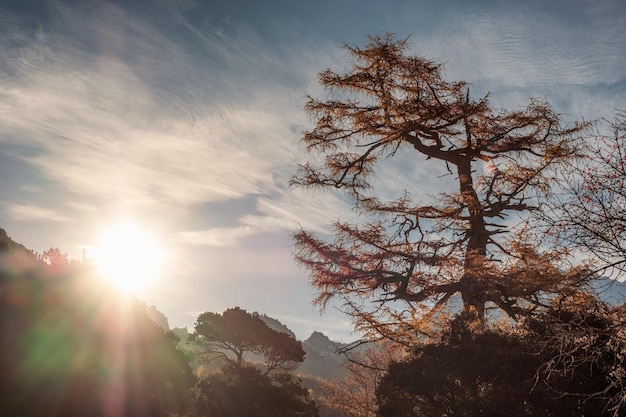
[4,203,69,223]
[176,226,255,247]
[393,2,626,119]
[0,2,316,218]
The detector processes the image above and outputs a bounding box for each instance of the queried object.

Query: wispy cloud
[5,203,69,223]
[175,226,254,247]
[0,2,322,225]
[3,1,622,239]
[174,188,354,247]
[394,2,626,120]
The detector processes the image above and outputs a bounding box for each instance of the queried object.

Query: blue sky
[1,0,624,341]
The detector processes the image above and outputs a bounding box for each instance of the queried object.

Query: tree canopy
[375,299,626,417]
[292,34,591,339]
[193,307,305,374]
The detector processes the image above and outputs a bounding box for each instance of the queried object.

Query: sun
[94,221,164,294]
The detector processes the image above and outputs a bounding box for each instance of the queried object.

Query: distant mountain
[297,331,350,380]
[304,331,350,357]
[253,314,351,379]
[171,326,190,341]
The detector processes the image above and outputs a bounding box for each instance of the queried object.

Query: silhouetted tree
[193,307,305,374]
[548,112,626,279]
[536,111,626,416]
[261,328,307,374]
[292,34,590,339]
[41,247,69,267]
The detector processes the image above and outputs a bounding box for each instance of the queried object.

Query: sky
[1,0,625,342]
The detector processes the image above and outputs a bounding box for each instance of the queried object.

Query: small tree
[293,34,589,338]
[193,307,305,374]
[549,112,626,278]
[261,328,306,374]
[41,247,70,267]
[316,342,403,417]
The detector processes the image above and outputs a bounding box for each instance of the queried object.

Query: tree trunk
[458,159,488,325]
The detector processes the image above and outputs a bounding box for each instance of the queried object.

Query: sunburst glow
[94,222,164,294]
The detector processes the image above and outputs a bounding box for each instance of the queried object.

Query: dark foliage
[376,314,619,417]
[525,294,626,416]
[192,365,319,417]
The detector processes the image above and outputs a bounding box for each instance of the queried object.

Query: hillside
[0,229,194,417]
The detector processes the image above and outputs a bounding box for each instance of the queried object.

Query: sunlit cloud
[0,59,303,208]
